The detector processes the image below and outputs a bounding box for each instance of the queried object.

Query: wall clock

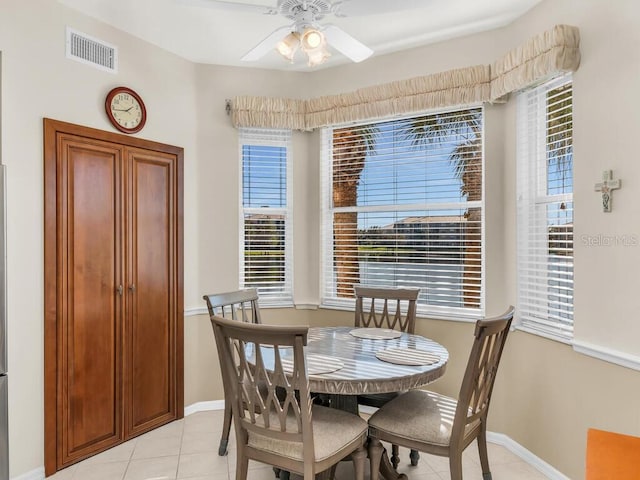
[105,86,147,134]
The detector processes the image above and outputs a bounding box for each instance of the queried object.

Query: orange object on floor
[586,428,640,479]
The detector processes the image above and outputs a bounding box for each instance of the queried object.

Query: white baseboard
[11,467,44,480]
[363,406,566,478]
[184,399,225,416]
[185,307,207,317]
[487,432,569,480]
[11,404,227,480]
[17,402,566,480]
[186,401,568,479]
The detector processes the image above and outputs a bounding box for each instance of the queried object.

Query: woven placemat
[349,328,402,340]
[281,354,344,375]
[375,348,440,366]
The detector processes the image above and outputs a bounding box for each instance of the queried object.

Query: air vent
[66,27,118,73]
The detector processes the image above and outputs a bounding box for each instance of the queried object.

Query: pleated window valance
[491,24,580,101]
[229,24,580,130]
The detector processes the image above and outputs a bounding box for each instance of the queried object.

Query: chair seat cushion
[248,404,367,462]
[368,389,479,447]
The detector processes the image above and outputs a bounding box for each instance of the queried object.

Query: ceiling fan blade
[323,24,373,63]
[176,0,277,15]
[241,25,293,61]
[332,0,428,16]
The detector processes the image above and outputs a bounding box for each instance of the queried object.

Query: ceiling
[58,0,544,71]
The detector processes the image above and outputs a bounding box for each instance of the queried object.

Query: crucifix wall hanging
[594,170,621,213]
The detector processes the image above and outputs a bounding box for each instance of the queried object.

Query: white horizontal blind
[321,108,484,317]
[517,75,573,340]
[239,128,293,305]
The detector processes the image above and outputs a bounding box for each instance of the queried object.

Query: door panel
[0,376,7,480]
[59,137,123,465]
[0,166,6,378]
[126,148,176,435]
[44,119,184,476]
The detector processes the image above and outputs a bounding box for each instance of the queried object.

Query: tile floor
[47,410,550,480]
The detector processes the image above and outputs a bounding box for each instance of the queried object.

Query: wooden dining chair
[368,306,515,480]
[354,284,422,467]
[203,288,261,455]
[355,285,419,332]
[209,315,368,480]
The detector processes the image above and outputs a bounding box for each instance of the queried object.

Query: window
[517,75,573,341]
[321,107,484,318]
[239,128,293,305]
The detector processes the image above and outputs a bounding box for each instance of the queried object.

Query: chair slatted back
[203,288,262,324]
[452,307,514,442]
[210,315,314,453]
[354,285,420,333]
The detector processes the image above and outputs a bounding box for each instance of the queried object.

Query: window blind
[321,108,484,318]
[516,75,573,341]
[239,128,293,305]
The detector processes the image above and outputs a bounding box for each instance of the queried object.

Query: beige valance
[232,65,490,130]
[304,65,491,129]
[231,96,307,131]
[229,25,580,130]
[490,24,581,101]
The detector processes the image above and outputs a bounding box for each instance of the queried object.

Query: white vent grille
[66,27,118,73]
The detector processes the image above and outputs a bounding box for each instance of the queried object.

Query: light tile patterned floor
[47,410,550,480]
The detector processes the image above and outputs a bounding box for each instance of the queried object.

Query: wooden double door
[44,119,184,475]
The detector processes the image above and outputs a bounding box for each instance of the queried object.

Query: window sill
[572,340,640,372]
[319,300,483,323]
[514,324,573,346]
[184,302,295,317]
[415,309,482,323]
[257,300,295,309]
[515,325,640,372]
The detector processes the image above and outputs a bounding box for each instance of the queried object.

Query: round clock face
[105,87,147,134]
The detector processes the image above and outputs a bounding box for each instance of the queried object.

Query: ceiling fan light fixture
[306,46,330,67]
[298,27,330,66]
[276,32,300,62]
[196,0,376,67]
[300,28,324,51]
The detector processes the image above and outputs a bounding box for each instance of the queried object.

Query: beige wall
[190,1,640,478]
[496,1,640,477]
[500,0,640,366]
[2,0,640,478]
[0,0,199,476]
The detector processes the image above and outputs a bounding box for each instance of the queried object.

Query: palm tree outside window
[321,107,484,317]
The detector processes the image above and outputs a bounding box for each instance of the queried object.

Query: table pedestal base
[311,457,404,480]
[379,449,408,480]
[278,395,408,480]
[326,394,408,480]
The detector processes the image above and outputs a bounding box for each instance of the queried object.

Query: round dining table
[260,326,449,480]
[302,326,448,409]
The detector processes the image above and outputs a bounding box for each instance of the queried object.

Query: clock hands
[112,106,135,113]
[106,87,146,133]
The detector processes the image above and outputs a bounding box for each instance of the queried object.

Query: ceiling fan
[179,0,427,67]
